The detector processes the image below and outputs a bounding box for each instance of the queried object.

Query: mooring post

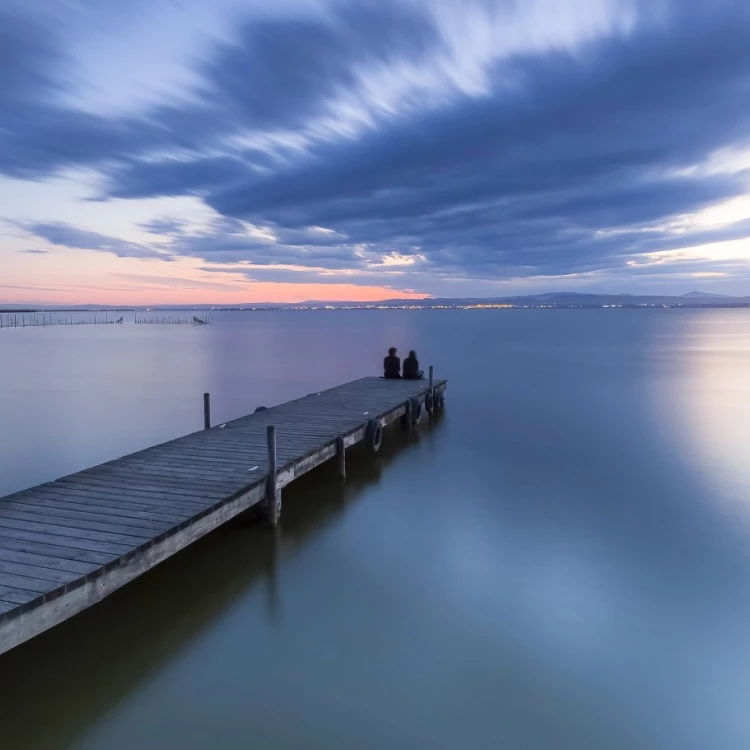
[336,435,346,478]
[203,393,211,430]
[267,425,278,526]
[404,398,413,432]
[429,365,434,392]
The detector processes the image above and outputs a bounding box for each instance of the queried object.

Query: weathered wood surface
[0,376,446,655]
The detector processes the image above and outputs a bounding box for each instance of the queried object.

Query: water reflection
[649,312,750,536]
[4,311,750,749]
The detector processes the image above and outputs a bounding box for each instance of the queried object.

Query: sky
[1,0,750,305]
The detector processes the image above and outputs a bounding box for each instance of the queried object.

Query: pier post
[429,365,434,391]
[267,425,279,526]
[403,398,413,432]
[203,393,211,430]
[337,436,346,478]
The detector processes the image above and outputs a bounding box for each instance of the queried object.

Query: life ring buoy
[365,419,383,452]
[410,397,422,425]
[425,389,434,413]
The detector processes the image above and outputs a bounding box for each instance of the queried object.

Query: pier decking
[0,376,446,656]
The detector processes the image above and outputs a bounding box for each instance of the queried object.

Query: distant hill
[316,292,750,308]
[681,291,727,299]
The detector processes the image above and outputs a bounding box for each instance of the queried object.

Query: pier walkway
[0,375,446,655]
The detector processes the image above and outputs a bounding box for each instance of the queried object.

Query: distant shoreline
[3,302,750,313]
[3,290,750,312]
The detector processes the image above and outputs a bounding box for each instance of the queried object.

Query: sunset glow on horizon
[1,251,429,306]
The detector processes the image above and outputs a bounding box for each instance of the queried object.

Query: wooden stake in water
[267,425,278,526]
[203,393,211,430]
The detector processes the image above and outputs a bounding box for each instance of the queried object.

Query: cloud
[128,0,750,282]
[18,249,49,254]
[111,272,244,291]
[151,216,370,268]
[186,0,441,131]
[1,0,750,291]
[137,217,187,235]
[26,222,172,260]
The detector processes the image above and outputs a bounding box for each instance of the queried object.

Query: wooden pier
[0,376,446,656]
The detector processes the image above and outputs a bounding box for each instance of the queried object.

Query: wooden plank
[164,445,268,462]
[51,477,225,512]
[111,456,253,481]
[0,546,99,576]
[100,464,245,487]
[161,439,268,455]
[51,477,216,499]
[0,586,40,606]
[0,510,154,543]
[9,493,188,525]
[0,572,59,595]
[89,465,242,488]
[109,452,251,474]
[0,523,133,557]
[0,501,174,534]
[0,559,80,586]
[0,535,115,567]
[89,463,238,483]
[21,489,204,521]
[131,449,255,468]
[43,481,215,508]
[230,421,354,436]
[0,600,18,617]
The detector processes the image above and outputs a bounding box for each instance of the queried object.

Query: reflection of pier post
[266,524,281,623]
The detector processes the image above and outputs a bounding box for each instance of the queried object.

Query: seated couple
[383,347,424,380]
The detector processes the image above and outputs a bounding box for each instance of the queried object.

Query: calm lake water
[2,309,750,749]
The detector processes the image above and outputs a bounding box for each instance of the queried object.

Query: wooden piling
[429,365,434,391]
[337,435,346,478]
[404,398,413,432]
[267,425,278,526]
[203,393,211,430]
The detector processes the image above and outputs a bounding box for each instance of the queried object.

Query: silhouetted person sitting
[383,347,401,379]
[402,350,424,380]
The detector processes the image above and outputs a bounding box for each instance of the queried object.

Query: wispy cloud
[25,222,173,261]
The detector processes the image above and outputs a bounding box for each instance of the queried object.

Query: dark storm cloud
[39,216,365,268]
[202,3,750,281]
[3,0,750,284]
[107,156,257,200]
[0,8,168,178]
[0,0,439,179]
[165,221,366,268]
[184,0,439,130]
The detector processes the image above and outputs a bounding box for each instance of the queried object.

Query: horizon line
[1,290,748,310]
